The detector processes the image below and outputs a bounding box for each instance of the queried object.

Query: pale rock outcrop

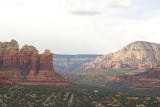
[81,41,160,71]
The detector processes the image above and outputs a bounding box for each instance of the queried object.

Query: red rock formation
[106,76,117,81]
[0,72,12,87]
[18,45,39,69]
[39,50,54,70]
[30,50,39,70]
[27,50,55,81]
[107,60,160,90]
[0,40,19,68]
[0,40,69,87]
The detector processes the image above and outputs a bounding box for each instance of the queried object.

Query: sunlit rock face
[0,40,70,87]
[81,41,160,71]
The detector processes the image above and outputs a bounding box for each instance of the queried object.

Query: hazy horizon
[1,0,160,54]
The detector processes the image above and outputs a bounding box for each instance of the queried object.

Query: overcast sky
[0,0,160,54]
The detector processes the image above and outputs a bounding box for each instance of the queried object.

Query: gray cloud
[65,0,132,16]
[0,0,160,54]
[70,11,101,16]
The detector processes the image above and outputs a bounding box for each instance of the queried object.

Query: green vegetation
[70,68,141,86]
[0,85,159,107]
[67,68,160,96]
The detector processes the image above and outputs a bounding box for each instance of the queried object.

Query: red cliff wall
[0,40,69,87]
[0,40,19,68]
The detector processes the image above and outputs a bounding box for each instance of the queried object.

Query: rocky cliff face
[0,40,19,68]
[18,45,39,70]
[39,50,54,70]
[54,54,101,73]
[81,41,160,71]
[0,40,69,87]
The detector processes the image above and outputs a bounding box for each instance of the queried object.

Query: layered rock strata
[82,41,160,71]
[0,40,69,87]
[107,61,160,90]
[0,40,19,68]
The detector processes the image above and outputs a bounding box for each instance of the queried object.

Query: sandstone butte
[81,41,160,71]
[0,40,69,87]
[106,61,160,90]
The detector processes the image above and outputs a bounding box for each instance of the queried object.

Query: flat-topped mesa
[81,41,160,71]
[0,39,19,68]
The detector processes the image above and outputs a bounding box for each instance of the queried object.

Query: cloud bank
[0,0,160,54]
[66,0,132,15]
